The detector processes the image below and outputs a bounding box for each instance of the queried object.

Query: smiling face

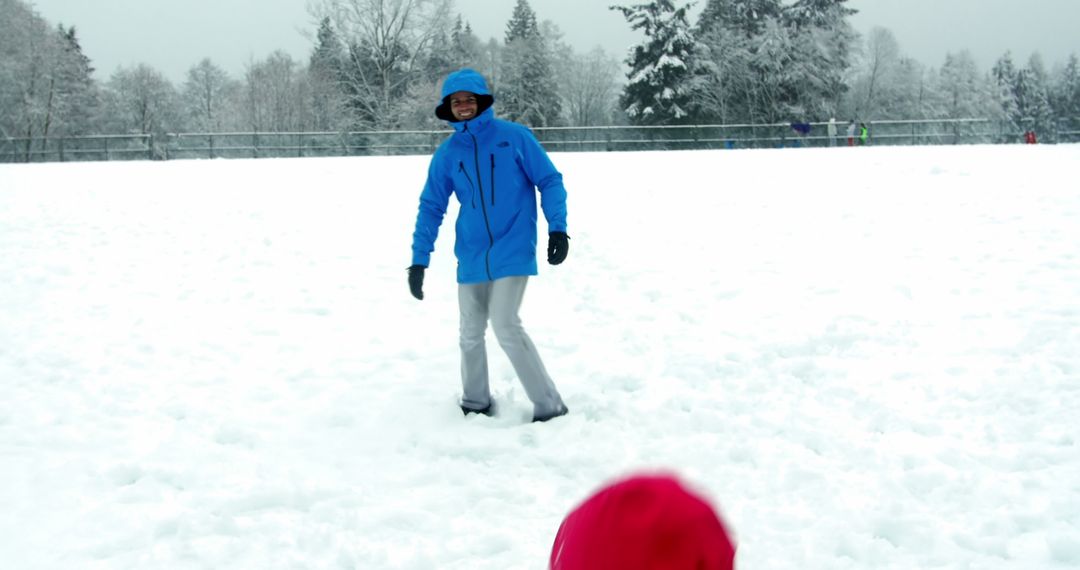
[448,91,479,122]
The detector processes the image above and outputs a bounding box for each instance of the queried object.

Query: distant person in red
[549,473,736,570]
[1024,130,1038,144]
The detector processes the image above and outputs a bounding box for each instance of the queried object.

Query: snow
[2,144,1079,569]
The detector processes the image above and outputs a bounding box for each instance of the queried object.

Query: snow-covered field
[1,144,1079,569]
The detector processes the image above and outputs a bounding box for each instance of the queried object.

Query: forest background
[3,0,1079,146]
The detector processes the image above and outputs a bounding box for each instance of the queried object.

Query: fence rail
[2,118,1078,163]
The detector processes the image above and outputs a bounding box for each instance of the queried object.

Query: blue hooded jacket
[411,68,568,284]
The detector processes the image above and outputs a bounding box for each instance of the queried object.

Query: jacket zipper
[458,162,476,208]
[465,126,494,280]
[490,154,496,206]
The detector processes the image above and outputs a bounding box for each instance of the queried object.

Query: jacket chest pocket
[454,161,479,208]
[454,148,523,209]
[489,147,529,207]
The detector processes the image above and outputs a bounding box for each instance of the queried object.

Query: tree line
[3,0,1079,148]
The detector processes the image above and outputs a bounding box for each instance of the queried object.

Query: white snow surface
[2,145,1079,569]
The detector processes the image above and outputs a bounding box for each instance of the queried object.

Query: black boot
[461,401,496,417]
[532,404,569,423]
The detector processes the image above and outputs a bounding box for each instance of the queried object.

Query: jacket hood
[435,68,494,122]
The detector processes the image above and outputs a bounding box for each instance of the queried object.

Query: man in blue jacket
[408,68,570,423]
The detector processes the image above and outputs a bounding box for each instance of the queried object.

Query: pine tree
[423,28,456,82]
[992,52,1021,131]
[690,0,857,124]
[309,17,347,131]
[729,0,782,37]
[611,0,696,125]
[54,25,101,135]
[785,0,857,117]
[1053,53,1080,133]
[450,16,484,70]
[686,12,751,124]
[746,17,796,123]
[786,0,855,30]
[505,0,539,43]
[499,0,561,127]
[1024,53,1055,140]
[696,0,737,35]
[310,18,345,81]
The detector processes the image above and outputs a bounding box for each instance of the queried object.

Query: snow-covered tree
[784,0,857,117]
[1053,53,1080,132]
[852,27,902,118]
[104,63,180,136]
[729,0,782,37]
[1023,53,1056,140]
[450,16,485,71]
[611,0,696,125]
[992,52,1022,131]
[889,57,930,119]
[932,51,990,119]
[0,0,95,157]
[499,0,562,127]
[559,46,621,126]
[748,17,811,123]
[786,0,855,30]
[696,0,737,34]
[687,0,746,123]
[308,17,349,131]
[421,27,456,83]
[505,0,539,43]
[310,0,452,129]
[689,0,858,124]
[242,51,310,132]
[782,19,853,120]
[181,58,235,132]
[53,25,101,136]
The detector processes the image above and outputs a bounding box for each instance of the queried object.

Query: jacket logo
[497,141,510,148]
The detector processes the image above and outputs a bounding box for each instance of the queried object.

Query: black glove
[407,265,426,300]
[547,232,569,265]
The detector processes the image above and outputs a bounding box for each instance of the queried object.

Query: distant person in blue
[408,68,570,423]
[790,121,811,147]
[790,122,811,137]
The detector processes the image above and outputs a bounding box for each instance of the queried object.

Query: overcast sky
[27,0,1080,83]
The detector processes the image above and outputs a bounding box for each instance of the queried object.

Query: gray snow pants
[458,276,565,416]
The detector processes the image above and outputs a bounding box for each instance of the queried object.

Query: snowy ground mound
[2,145,1079,569]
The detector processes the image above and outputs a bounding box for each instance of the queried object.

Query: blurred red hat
[550,473,736,570]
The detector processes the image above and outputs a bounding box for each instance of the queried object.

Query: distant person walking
[828,117,838,147]
[858,122,869,146]
[846,120,857,146]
